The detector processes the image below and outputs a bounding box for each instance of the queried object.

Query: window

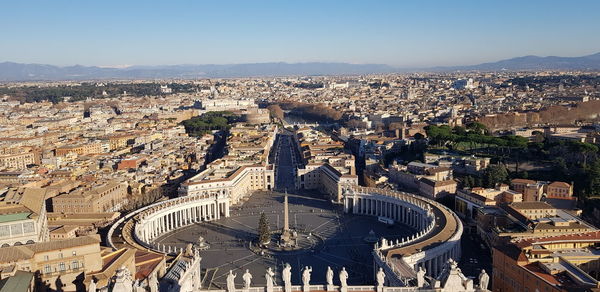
[59,253,63,259]
[72,261,79,270]
[44,255,49,261]
[44,265,51,274]
[72,251,76,256]
[58,262,66,271]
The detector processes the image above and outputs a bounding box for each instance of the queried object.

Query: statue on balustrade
[376,267,385,288]
[243,269,252,289]
[326,266,334,286]
[302,266,312,286]
[226,270,237,292]
[339,267,348,288]
[416,266,426,288]
[479,269,489,290]
[265,267,275,292]
[282,263,292,292]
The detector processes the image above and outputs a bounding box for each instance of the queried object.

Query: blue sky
[1,0,599,67]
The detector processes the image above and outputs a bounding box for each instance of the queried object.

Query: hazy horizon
[2,50,600,69]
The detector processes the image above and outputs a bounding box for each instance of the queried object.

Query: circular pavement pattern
[154,191,416,288]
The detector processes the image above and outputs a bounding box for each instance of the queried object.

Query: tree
[413,133,425,140]
[569,141,598,167]
[463,176,475,188]
[267,104,285,121]
[466,122,488,135]
[483,164,508,188]
[583,160,600,197]
[258,212,270,245]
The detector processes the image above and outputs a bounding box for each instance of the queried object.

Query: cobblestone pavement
[154,191,416,288]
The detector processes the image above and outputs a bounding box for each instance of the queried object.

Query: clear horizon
[1,0,599,67]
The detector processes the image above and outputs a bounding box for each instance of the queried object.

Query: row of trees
[278,101,343,123]
[463,164,509,189]
[425,123,528,150]
[0,82,198,104]
[181,111,239,137]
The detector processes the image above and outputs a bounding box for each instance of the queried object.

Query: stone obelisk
[283,191,290,232]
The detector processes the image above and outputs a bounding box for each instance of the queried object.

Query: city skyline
[1,0,599,67]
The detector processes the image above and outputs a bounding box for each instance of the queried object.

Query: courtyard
[154,190,416,288]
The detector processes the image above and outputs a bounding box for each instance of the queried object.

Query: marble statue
[479,269,489,290]
[227,270,237,292]
[113,266,133,292]
[326,266,334,286]
[265,267,275,292]
[339,267,348,287]
[302,266,312,292]
[243,269,252,289]
[186,243,194,257]
[88,278,96,292]
[302,266,313,286]
[416,266,426,288]
[282,263,292,292]
[376,267,385,287]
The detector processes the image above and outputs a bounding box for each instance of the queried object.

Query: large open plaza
[154,190,416,288]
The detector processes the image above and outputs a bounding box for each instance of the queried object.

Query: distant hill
[433,52,600,71]
[1,52,600,81]
[0,62,397,81]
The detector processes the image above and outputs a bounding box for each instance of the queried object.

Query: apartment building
[55,142,105,156]
[180,163,275,205]
[0,235,103,291]
[52,181,128,213]
[297,163,358,202]
[493,231,600,291]
[510,179,573,201]
[0,152,37,170]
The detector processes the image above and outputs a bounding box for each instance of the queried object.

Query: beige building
[0,235,103,291]
[55,142,105,156]
[180,163,275,204]
[418,177,457,200]
[0,152,37,170]
[508,201,558,220]
[511,179,573,201]
[52,182,128,213]
[0,188,49,247]
[297,163,358,202]
[546,181,574,199]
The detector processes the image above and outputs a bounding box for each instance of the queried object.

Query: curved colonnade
[342,186,463,287]
[110,185,462,288]
[108,191,232,254]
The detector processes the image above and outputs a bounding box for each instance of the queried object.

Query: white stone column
[151,221,156,239]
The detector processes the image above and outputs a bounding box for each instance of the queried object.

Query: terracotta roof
[548,181,571,188]
[512,178,536,184]
[510,201,554,210]
[0,234,100,263]
[514,231,600,248]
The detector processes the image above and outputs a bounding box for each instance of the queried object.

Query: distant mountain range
[1,52,600,81]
